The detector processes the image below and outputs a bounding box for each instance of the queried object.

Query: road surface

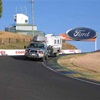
[0,56,100,100]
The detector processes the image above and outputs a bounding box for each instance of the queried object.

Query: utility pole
[30,0,34,36]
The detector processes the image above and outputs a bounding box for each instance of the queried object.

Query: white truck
[24,34,62,61]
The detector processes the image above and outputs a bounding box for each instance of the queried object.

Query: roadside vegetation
[57,53,100,82]
[0,31,77,49]
[0,31,32,49]
[0,42,30,49]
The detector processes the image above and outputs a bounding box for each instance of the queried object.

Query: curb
[43,56,100,86]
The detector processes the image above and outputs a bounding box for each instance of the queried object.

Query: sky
[0,0,100,52]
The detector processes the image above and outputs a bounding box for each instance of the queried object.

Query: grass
[0,31,32,49]
[0,42,30,49]
[0,31,77,49]
[57,54,100,82]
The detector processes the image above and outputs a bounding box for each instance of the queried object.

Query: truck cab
[24,41,48,61]
[24,36,48,61]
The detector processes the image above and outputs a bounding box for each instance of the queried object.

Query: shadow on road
[10,56,41,62]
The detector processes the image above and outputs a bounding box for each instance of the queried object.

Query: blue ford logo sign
[66,27,97,41]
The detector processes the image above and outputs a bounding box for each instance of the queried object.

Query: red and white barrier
[0,49,25,56]
[0,49,81,56]
[60,49,81,54]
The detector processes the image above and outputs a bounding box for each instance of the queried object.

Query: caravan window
[54,40,56,44]
[57,39,59,44]
[60,38,61,44]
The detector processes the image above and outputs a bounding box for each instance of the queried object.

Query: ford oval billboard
[66,27,98,41]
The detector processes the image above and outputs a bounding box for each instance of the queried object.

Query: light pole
[30,0,34,36]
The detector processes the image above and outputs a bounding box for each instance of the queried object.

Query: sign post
[95,38,97,51]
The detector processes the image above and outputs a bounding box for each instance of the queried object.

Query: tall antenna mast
[30,0,34,36]
[25,6,27,15]
[16,6,18,13]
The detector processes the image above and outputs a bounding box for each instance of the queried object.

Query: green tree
[0,0,2,18]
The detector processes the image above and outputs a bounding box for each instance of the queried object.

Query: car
[24,42,48,61]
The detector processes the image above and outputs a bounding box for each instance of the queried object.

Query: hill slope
[0,31,77,49]
[0,31,31,39]
[62,40,77,49]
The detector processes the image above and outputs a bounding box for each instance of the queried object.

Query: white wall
[14,13,29,24]
[16,25,37,31]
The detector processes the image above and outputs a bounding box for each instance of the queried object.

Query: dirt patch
[72,52,100,73]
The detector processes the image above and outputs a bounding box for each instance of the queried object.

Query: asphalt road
[0,56,100,100]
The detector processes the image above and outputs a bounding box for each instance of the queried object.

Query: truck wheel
[54,52,59,57]
[41,56,45,62]
[45,55,48,60]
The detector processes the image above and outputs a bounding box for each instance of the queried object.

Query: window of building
[25,20,28,23]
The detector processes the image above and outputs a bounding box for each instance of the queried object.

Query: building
[5,13,45,36]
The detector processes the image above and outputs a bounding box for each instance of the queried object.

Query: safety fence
[0,49,81,56]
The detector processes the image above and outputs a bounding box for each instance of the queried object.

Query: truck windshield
[29,43,44,49]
